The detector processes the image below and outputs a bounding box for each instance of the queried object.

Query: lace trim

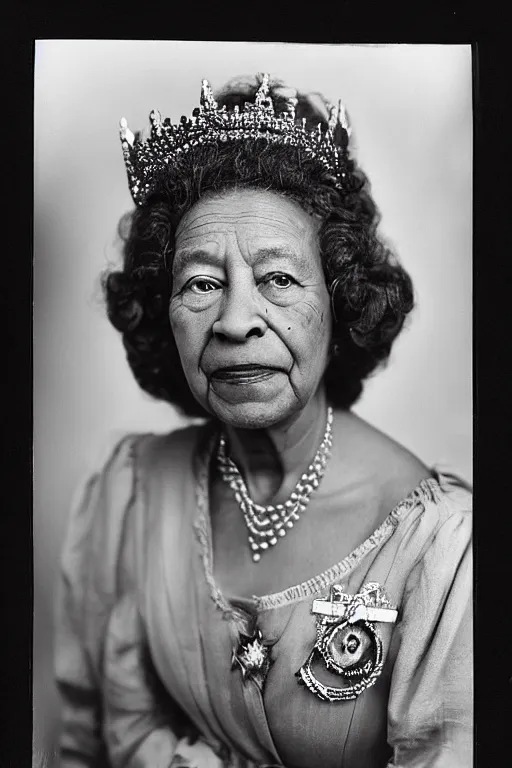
[193,434,235,617]
[193,432,443,614]
[255,479,439,611]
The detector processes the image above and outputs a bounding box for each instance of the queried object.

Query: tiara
[119,73,352,207]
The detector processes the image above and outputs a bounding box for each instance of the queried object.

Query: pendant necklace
[216,406,333,562]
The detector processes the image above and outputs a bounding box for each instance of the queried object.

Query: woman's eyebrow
[173,249,221,272]
[254,246,299,263]
[173,245,302,273]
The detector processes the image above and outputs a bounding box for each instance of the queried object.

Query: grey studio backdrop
[33,41,472,765]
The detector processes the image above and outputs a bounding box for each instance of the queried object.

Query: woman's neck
[222,388,329,504]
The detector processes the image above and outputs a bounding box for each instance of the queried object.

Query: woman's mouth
[211,364,280,383]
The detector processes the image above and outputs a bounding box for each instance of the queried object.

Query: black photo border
[3,5,510,766]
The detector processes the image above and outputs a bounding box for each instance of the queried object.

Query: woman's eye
[267,273,295,289]
[187,278,221,294]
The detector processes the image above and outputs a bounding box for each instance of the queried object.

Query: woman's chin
[195,372,297,429]
[206,392,301,430]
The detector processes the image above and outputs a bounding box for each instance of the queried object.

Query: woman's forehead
[176,189,318,243]
[173,191,322,275]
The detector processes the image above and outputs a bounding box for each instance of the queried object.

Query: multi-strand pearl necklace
[216,407,334,562]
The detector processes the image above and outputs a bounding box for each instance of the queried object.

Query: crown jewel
[119,74,352,207]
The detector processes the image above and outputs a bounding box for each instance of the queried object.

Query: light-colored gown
[55,423,473,768]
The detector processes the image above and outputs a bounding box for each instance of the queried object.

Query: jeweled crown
[119,74,352,206]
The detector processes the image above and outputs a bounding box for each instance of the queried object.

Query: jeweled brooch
[296,582,398,702]
[231,617,273,690]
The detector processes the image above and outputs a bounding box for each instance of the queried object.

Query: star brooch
[231,626,274,690]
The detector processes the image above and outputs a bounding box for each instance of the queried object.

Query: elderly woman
[55,74,472,768]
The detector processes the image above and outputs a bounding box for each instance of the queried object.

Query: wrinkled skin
[169,188,332,431]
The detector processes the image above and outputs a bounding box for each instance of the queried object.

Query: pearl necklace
[216,406,334,562]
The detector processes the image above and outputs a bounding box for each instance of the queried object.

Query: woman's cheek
[169,304,212,362]
[169,303,186,342]
[283,300,332,379]
[170,292,220,315]
[285,298,331,337]
[170,297,214,332]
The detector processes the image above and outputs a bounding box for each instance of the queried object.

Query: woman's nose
[212,286,267,342]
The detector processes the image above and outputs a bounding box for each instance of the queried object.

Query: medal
[296,582,398,701]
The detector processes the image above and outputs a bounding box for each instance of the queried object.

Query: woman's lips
[211,364,280,383]
[209,364,287,404]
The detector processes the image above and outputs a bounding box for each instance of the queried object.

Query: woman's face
[169,188,332,429]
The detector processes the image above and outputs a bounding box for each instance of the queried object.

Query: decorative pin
[296,583,397,701]
[231,626,273,690]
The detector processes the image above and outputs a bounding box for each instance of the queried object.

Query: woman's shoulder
[384,464,472,579]
[66,422,210,539]
[61,421,213,596]
[331,410,471,526]
[86,420,211,478]
[331,411,427,501]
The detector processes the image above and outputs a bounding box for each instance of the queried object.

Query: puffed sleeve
[54,435,140,767]
[55,430,224,768]
[387,505,473,767]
